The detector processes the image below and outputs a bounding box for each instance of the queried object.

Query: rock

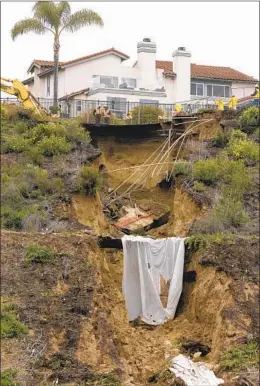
[193,352,202,361]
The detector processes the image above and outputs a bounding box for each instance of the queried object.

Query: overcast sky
[1,1,259,82]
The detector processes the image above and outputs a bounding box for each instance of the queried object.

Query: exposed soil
[1,117,259,385]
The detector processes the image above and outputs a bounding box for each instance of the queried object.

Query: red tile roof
[156,60,257,82]
[59,88,89,101]
[30,48,129,72]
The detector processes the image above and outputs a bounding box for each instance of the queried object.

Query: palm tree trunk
[53,34,60,107]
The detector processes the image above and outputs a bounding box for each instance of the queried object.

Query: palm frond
[57,1,71,27]
[63,9,104,33]
[11,18,46,41]
[33,1,60,32]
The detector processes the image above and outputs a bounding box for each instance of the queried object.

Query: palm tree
[11,2,103,107]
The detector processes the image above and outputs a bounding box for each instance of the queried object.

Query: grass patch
[1,301,28,339]
[1,164,64,230]
[172,160,192,178]
[0,368,19,386]
[24,244,55,265]
[239,106,259,134]
[220,341,259,371]
[185,233,235,252]
[75,166,103,196]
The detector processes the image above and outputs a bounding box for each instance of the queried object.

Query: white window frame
[206,84,231,98]
[191,82,204,97]
[120,77,137,88]
[76,100,82,113]
[46,75,51,97]
[100,75,118,88]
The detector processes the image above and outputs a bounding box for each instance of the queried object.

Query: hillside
[1,103,259,386]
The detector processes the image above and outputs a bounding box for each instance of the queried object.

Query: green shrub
[27,123,66,143]
[0,368,19,386]
[36,135,71,156]
[252,127,260,141]
[3,135,32,153]
[49,105,61,114]
[191,217,224,235]
[14,121,28,134]
[214,196,249,228]
[130,105,164,124]
[239,106,259,133]
[230,129,247,141]
[24,244,54,265]
[63,120,90,144]
[1,104,7,120]
[220,341,259,371]
[173,161,192,178]
[76,166,102,195]
[194,159,220,184]
[193,181,206,192]
[1,303,28,339]
[212,129,229,148]
[226,138,259,163]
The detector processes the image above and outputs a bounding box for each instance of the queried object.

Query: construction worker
[251,85,259,107]
[215,98,225,111]
[228,95,238,110]
[172,103,183,117]
[93,105,102,125]
[123,112,132,124]
[103,106,111,125]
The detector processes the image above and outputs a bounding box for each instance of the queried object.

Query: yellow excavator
[0,77,48,117]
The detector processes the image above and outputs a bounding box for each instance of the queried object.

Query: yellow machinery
[0,77,47,117]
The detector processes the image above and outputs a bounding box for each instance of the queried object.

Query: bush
[220,341,259,371]
[63,120,90,144]
[0,368,18,386]
[27,123,66,143]
[1,103,6,120]
[130,105,164,124]
[76,166,102,195]
[226,137,259,163]
[36,135,71,156]
[1,303,28,339]
[252,127,260,142]
[193,181,206,192]
[214,196,249,228]
[230,129,247,141]
[172,161,192,178]
[239,106,259,133]
[3,135,32,153]
[14,121,28,134]
[24,244,54,264]
[191,217,224,235]
[194,159,220,184]
[49,105,61,114]
[212,129,229,148]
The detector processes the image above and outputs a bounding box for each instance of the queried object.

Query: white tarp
[169,354,224,386]
[122,235,185,325]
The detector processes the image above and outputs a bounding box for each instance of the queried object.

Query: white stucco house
[22,38,258,116]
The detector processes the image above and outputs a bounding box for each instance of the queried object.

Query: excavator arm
[0,77,47,117]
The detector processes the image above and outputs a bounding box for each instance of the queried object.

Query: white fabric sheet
[122,235,185,325]
[169,354,224,386]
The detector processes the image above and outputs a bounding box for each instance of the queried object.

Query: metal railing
[0,96,232,123]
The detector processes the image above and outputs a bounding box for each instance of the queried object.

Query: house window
[191,83,204,97]
[140,99,159,106]
[206,84,231,98]
[100,76,118,88]
[120,78,137,88]
[107,97,127,117]
[46,75,51,97]
[76,100,82,113]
